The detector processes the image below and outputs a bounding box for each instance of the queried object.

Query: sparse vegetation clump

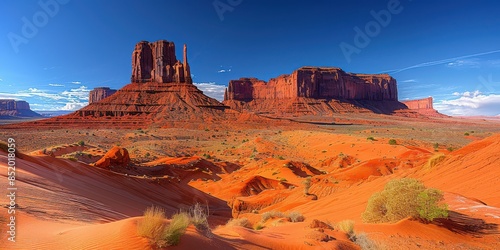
[261,210,305,223]
[226,218,252,228]
[433,143,439,151]
[77,140,85,146]
[388,139,397,145]
[137,206,166,243]
[138,204,211,247]
[464,132,470,136]
[287,211,305,222]
[336,220,355,235]
[261,210,286,223]
[162,212,190,246]
[361,178,448,223]
[424,153,446,169]
[303,176,312,195]
[366,136,376,141]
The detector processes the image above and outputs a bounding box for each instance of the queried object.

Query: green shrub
[464,132,470,136]
[362,178,448,223]
[388,139,397,145]
[254,223,264,230]
[77,140,85,146]
[417,189,448,222]
[367,136,376,141]
[162,212,190,246]
[433,143,439,150]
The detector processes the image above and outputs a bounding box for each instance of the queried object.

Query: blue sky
[1,0,499,116]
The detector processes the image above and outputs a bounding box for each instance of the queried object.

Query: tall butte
[51,40,227,128]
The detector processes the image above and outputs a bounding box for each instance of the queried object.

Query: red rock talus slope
[223,67,408,115]
[402,97,447,118]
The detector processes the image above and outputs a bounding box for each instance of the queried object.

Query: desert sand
[1,114,500,249]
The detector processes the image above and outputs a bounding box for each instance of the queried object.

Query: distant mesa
[0,99,42,118]
[223,67,406,115]
[89,87,117,104]
[402,97,447,118]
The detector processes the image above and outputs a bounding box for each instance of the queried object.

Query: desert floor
[1,114,500,249]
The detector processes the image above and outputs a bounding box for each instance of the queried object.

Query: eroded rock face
[131,40,192,84]
[92,146,130,169]
[402,97,433,110]
[66,40,227,124]
[0,100,30,110]
[89,87,117,104]
[225,67,398,101]
[223,67,405,115]
[402,97,446,117]
[0,99,41,117]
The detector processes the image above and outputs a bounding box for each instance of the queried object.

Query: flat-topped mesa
[402,97,433,110]
[401,97,447,117]
[89,87,117,104]
[0,99,41,118]
[0,99,30,110]
[131,40,192,84]
[225,67,398,101]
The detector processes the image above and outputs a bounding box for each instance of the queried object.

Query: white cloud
[0,78,3,81]
[49,83,65,87]
[435,91,500,116]
[194,82,226,101]
[401,79,417,83]
[382,49,500,74]
[446,59,481,68]
[71,81,81,84]
[58,101,88,111]
[217,69,232,73]
[0,85,91,111]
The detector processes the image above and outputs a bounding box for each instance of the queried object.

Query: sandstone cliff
[224,67,405,115]
[131,40,192,84]
[0,99,42,118]
[89,87,117,104]
[402,97,447,117]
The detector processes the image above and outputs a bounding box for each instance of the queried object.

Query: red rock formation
[92,146,130,169]
[402,97,447,117]
[7,39,229,128]
[0,99,41,117]
[131,40,192,84]
[402,97,433,110]
[88,87,117,104]
[223,67,405,115]
[225,67,398,101]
